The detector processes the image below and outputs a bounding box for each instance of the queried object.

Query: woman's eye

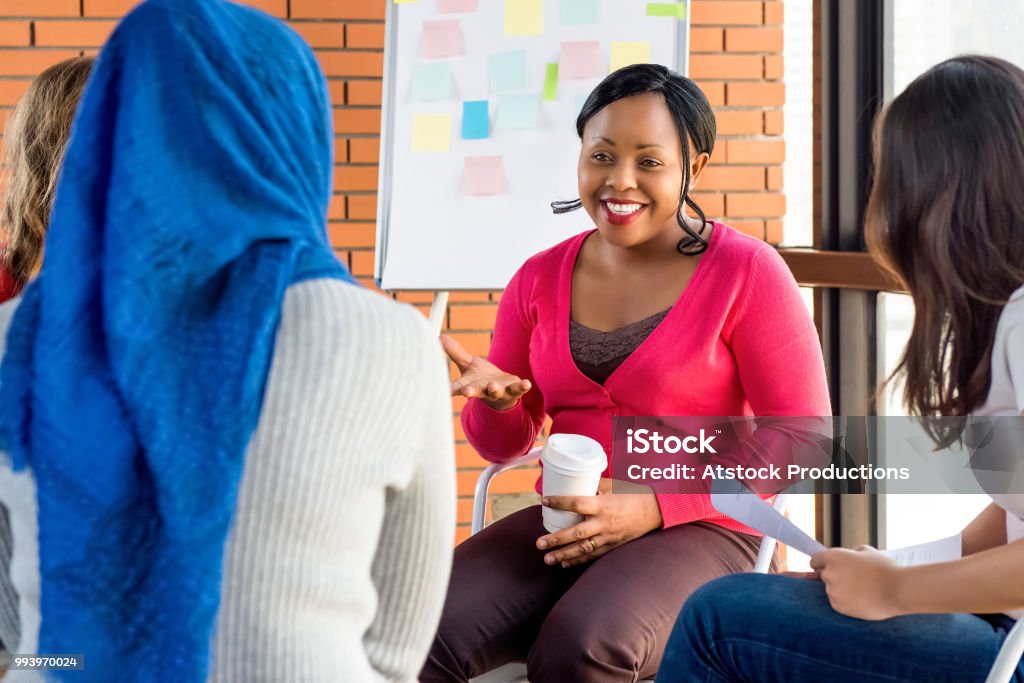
[592,152,611,162]
[639,158,662,168]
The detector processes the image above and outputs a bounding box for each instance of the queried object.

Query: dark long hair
[551,64,717,255]
[866,55,1024,447]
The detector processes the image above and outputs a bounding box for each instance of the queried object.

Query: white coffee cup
[540,433,607,533]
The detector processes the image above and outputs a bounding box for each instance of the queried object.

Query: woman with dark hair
[421,64,831,682]
[656,55,1024,683]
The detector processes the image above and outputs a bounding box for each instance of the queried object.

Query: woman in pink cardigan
[421,65,831,683]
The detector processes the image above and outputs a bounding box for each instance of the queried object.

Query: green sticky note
[646,2,685,17]
[412,113,451,152]
[610,41,651,72]
[543,63,559,101]
[505,0,543,36]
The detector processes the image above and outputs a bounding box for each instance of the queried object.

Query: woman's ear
[687,152,711,192]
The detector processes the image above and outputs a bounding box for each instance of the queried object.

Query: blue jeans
[656,573,1024,683]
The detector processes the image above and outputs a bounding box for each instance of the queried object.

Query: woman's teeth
[606,202,643,215]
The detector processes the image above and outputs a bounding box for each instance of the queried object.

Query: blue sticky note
[462,100,490,139]
[560,0,599,26]
[412,63,452,101]
[497,94,540,129]
[489,50,529,93]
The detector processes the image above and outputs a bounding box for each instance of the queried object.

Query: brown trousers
[420,505,769,683]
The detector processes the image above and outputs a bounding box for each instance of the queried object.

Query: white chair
[986,618,1024,683]
[469,447,785,683]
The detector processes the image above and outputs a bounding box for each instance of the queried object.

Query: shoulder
[513,230,591,285]
[709,222,784,276]
[1000,286,1024,325]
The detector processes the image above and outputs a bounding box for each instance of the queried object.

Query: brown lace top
[569,308,670,385]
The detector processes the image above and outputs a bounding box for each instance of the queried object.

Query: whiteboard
[376,0,690,290]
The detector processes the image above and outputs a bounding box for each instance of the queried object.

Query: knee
[528,607,650,681]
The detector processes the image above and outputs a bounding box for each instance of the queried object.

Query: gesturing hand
[535,478,663,568]
[441,334,532,411]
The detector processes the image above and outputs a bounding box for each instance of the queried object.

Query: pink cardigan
[462,223,831,532]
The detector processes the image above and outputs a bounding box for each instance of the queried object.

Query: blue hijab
[0,0,354,678]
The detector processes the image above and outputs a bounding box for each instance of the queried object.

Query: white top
[0,279,456,681]
[973,285,1024,620]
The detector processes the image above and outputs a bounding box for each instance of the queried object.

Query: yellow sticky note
[395,0,417,3]
[609,42,651,72]
[412,113,451,152]
[505,0,543,36]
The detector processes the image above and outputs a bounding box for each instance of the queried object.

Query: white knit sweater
[0,279,455,682]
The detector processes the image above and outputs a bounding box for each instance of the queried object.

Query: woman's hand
[808,546,906,620]
[441,335,531,411]
[535,479,663,568]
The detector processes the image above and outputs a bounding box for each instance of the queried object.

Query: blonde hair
[1,56,94,285]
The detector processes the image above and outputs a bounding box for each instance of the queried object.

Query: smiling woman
[423,64,832,683]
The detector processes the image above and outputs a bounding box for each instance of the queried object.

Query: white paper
[711,481,826,557]
[882,534,962,566]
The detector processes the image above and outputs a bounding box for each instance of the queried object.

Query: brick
[292,0,385,20]
[333,138,348,163]
[448,332,490,358]
[689,54,762,80]
[0,79,30,107]
[83,0,140,16]
[454,525,472,545]
[35,20,117,47]
[349,138,379,163]
[0,50,82,76]
[289,21,346,49]
[726,192,785,217]
[449,292,492,303]
[764,1,784,25]
[690,1,763,25]
[725,27,783,53]
[1,0,79,16]
[726,139,785,164]
[714,110,763,136]
[327,194,345,220]
[348,79,382,105]
[335,165,378,191]
[327,79,346,103]
[350,250,375,276]
[346,23,386,49]
[348,194,377,219]
[730,220,765,240]
[456,497,474,523]
[398,291,438,304]
[763,110,784,135]
[764,55,784,80]
[698,166,765,191]
[766,165,783,190]
[327,221,376,248]
[688,192,725,218]
[726,81,784,106]
[0,21,30,46]
[453,416,466,441]
[333,107,381,134]
[456,443,486,468]
[237,0,287,17]
[449,304,498,330]
[458,467,539,496]
[766,218,783,244]
[695,80,724,106]
[317,51,384,77]
[689,27,722,52]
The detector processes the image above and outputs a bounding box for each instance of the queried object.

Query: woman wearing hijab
[0,1,455,681]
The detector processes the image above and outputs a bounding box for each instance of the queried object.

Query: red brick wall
[0,0,785,545]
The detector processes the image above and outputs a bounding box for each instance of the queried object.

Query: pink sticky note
[463,156,507,196]
[421,19,463,58]
[438,0,478,12]
[560,41,603,80]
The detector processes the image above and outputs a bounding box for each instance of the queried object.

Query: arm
[364,320,456,682]
[962,502,1008,556]
[461,266,547,462]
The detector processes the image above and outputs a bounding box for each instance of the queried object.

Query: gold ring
[586,539,597,554]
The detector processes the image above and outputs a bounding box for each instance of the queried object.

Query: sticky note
[504,0,543,36]
[610,42,651,72]
[560,40,602,79]
[560,0,599,25]
[439,0,477,11]
[462,100,490,139]
[489,50,529,92]
[395,0,416,3]
[542,63,559,101]
[646,2,686,17]
[412,63,451,101]
[412,113,451,152]
[497,94,540,129]
[421,19,463,58]
[463,156,507,196]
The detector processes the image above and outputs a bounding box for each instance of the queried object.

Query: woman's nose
[605,164,637,191]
